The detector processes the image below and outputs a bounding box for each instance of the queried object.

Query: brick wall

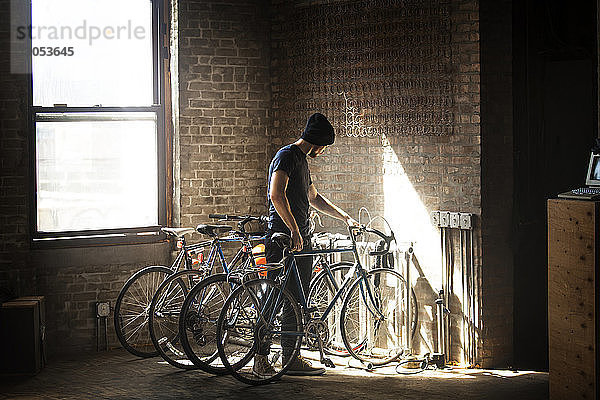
[0,0,34,300]
[33,243,170,355]
[177,0,271,239]
[270,0,487,365]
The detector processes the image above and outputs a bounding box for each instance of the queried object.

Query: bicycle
[113,214,264,359]
[307,231,355,357]
[215,224,415,385]
[308,230,417,357]
[148,214,265,369]
[176,226,354,374]
[176,214,267,373]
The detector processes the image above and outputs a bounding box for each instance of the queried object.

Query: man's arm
[270,170,304,251]
[308,184,358,226]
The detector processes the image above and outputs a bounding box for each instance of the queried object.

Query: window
[28,0,166,245]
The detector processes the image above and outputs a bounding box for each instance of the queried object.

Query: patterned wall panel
[272,0,453,138]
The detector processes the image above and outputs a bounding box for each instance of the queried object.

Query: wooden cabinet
[548,199,598,400]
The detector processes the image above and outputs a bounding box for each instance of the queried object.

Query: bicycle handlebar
[276,225,395,256]
[349,225,395,256]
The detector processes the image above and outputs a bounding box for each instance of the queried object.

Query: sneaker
[252,354,276,378]
[285,355,326,376]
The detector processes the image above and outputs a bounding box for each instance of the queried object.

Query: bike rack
[312,231,417,363]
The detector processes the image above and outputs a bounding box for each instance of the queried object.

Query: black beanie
[301,113,335,146]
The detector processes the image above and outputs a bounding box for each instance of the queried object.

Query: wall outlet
[449,212,460,228]
[439,211,450,228]
[96,301,110,318]
[459,213,473,230]
[431,211,440,227]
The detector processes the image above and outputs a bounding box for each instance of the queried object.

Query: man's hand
[291,229,303,252]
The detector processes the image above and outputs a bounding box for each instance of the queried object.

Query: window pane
[36,112,158,232]
[32,0,154,107]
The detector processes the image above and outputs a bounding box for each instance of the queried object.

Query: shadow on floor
[0,349,548,400]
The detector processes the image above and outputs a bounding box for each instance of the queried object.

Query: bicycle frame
[172,234,263,276]
[259,230,386,337]
[156,234,265,313]
[182,233,266,303]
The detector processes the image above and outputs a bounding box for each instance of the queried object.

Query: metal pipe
[460,229,466,365]
[436,292,445,355]
[433,290,446,368]
[405,245,413,355]
[466,230,472,365]
[445,228,451,362]
[470,228,476,364]
[440,227,446,356]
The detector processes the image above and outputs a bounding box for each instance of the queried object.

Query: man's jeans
[255,232,312,358]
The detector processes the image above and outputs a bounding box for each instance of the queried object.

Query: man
[255,113,358,376]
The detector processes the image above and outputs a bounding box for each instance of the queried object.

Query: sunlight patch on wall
[381,135,442,291]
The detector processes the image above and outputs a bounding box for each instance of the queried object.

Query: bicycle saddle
[271,232,292,249]
[161,227,196,238]
[196,224,231,237]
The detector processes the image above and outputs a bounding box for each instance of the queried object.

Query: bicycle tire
[307,261,353,356]
[178,273,234,375]
[216,278,303,385]
[114,265,172,358]
[372,251,419,340]
[340,268,413,366]
[149,269,206,369]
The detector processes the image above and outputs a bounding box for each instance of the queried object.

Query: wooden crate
[548,199,598,399]
[17,296,47,367]
[0,297,45,375]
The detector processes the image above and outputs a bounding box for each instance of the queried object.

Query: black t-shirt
[267,144,312,236]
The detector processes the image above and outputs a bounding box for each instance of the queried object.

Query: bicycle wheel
[178,273,234,375]
[340,268,412,366]
[307,261,353,356]
[372,258,419,340]
[114,266,172,358]
[149,269,206,369]
[216,278,302,385]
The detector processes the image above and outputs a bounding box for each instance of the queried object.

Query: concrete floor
[0,349,548,400]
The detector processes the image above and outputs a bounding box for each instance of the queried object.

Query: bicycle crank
[317,333,335,369]
[185,311,208,346]
[306,320,334,368]
[305,320,329,351]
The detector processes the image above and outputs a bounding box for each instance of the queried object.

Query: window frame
[27,0,168,248]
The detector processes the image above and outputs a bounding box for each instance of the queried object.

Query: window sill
[31,229,168,249]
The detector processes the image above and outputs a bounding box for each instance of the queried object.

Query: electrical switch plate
[449,212,460,228]
[439,211,450,228]
[459,213,472,230]
[431,211,440,227]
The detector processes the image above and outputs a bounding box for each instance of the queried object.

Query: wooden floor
[0,349,548,400]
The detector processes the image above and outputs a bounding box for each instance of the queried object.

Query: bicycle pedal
[322,357,335,368]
